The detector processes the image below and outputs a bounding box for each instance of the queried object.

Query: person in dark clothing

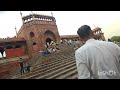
[26,64,31,72]
[24,62,31,72]
[0,46,5,58]
[19,58,24,75]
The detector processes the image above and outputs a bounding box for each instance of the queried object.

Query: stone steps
[24,60,76,79]
[10,45,78,79]
[36,62,76,79]
[36,54,74,66]
[10,53,73,77]
[66,73,78,79]
[14,58,75,79]
[19,54,74,74]
[47,66,77,79]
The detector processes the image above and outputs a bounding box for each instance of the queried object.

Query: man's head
[77,25,93,43]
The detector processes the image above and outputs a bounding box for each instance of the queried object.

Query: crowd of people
[39,39,82,56]
[73,45,80,51]
[40,41,60,56]
[61,39,81,46]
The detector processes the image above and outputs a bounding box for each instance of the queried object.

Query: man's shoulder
[101,41,117,46]
[96,41,120,49]
[75,44,88,54]
[94,40,114,45]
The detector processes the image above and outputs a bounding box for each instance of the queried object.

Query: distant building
[92,27,106,41]
[17,14,60,58]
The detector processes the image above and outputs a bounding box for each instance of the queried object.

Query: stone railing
[22,14,56,23]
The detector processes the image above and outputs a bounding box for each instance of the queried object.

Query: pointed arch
[30,31,35,38]
[44,30,56,44]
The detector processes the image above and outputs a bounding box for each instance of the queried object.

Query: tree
[111,36,120,42]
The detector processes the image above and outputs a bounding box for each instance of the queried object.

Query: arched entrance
[44,30,56,47]
[46,38,53,44]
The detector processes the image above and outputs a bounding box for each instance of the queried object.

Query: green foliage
[111,36,120,42]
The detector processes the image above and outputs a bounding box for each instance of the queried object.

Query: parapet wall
[17,14,57,36]
[0,37,25,43]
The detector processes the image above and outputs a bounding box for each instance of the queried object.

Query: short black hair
[77,25,92,38]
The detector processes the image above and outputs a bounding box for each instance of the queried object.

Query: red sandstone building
[17,14,61,58]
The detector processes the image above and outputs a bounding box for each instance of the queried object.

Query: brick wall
[17,20,60,57]
[5,48,25,58]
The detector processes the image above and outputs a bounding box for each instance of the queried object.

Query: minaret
[31,11,35,20]
[20,11,24,24]
[51,11,56,22]
[51,11,53,17]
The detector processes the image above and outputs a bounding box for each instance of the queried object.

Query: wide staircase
[10,44,78,79]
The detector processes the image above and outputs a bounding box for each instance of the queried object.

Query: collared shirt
[75,38,120,79]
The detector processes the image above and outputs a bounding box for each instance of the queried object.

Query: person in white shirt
[75,25,120,79]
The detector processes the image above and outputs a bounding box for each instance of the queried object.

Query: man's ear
[79,37,83,41]
[79,37,85,44]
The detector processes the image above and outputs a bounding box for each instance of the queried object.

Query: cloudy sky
[0,11,120,40]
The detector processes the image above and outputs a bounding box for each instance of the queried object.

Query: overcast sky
[0,11,120,40]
